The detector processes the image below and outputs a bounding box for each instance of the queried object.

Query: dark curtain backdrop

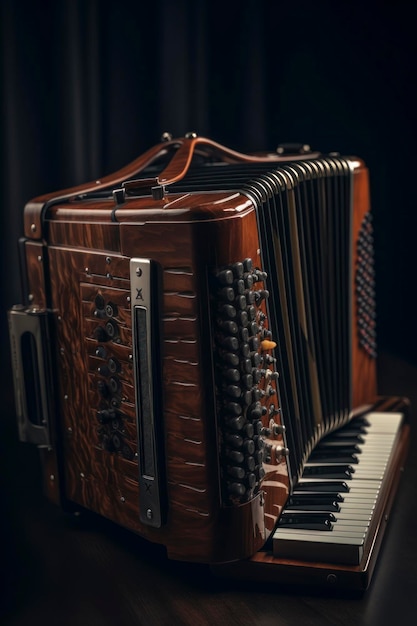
[1,0,416,408]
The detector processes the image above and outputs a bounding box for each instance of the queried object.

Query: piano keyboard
[272,411,404,565]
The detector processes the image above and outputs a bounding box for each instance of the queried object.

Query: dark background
[1,0,416,369]
[1,1,416,624]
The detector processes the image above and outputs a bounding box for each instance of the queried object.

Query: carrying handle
[8,306,55,448]
[29,133,315,206]
[123,134,286,199]
[25,133,317,237]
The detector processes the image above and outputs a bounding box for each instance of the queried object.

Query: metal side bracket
[130,258,166,527]
[8,305,55,448]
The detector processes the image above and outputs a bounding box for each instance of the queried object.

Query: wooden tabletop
[1,351,416,626]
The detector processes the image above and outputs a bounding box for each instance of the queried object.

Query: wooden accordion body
[8,136,409,589]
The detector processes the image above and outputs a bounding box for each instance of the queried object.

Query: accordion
[8,135,409,589]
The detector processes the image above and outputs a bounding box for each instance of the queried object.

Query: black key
[295,480,350,493]
[330,429,367,440]
[318,436,365,447]
[312,443,361,454]
[302,464,355,479]
[286,493,342,512]
[309,452,359,464]
[278,512,336,531]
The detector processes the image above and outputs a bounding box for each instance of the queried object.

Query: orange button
[261,339,277,351]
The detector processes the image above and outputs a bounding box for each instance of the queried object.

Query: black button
[244,274,254,289]
[220,287,235,302]
[225,415,245,431]
[236,295,247,310]
[247,402,262,421]
[226,450,244,463]
[252,353,262,367]
[97,408,116,423]
[243,258,253,272]
[220,320,238,335]
[240,343,250,358]
[241,358,252,374]
[241,374,253,389]
[220,336,239,351]
[109,377,121,394]
[225,402,242,416]
[220,304,237,319]
[111,433,122,450]
[243,439,255,455]
[226,384,241,399]
[108,358,121,373]
[239,327,249,342]
[233,279,245,295]
[97,380,109,397]
[242,390,253,405]
[97,365,110,377]
[249,337,259,351]
[255,450,264,464]
[257,467,266,480]
[245,456,256,472]
[254,420,263,435]
[228,482,246,496]
[95,294,105,310]
[224,434,243,448]
[224,369,240,382]
[105,320,119,339]
[222,352,240,366]
[217,269,234,285]
[252,369,262,383]
[228,466,245,480]
[231,262,244,278]
[246,291,256,305]
[94,326,109,342]
[243,423,254,438]
[237,311,249,327]
[94,308,107,319]
[105,302,118,318]
[246,472,256,488]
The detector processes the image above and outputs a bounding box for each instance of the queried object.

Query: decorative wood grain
[48,222,121,252]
